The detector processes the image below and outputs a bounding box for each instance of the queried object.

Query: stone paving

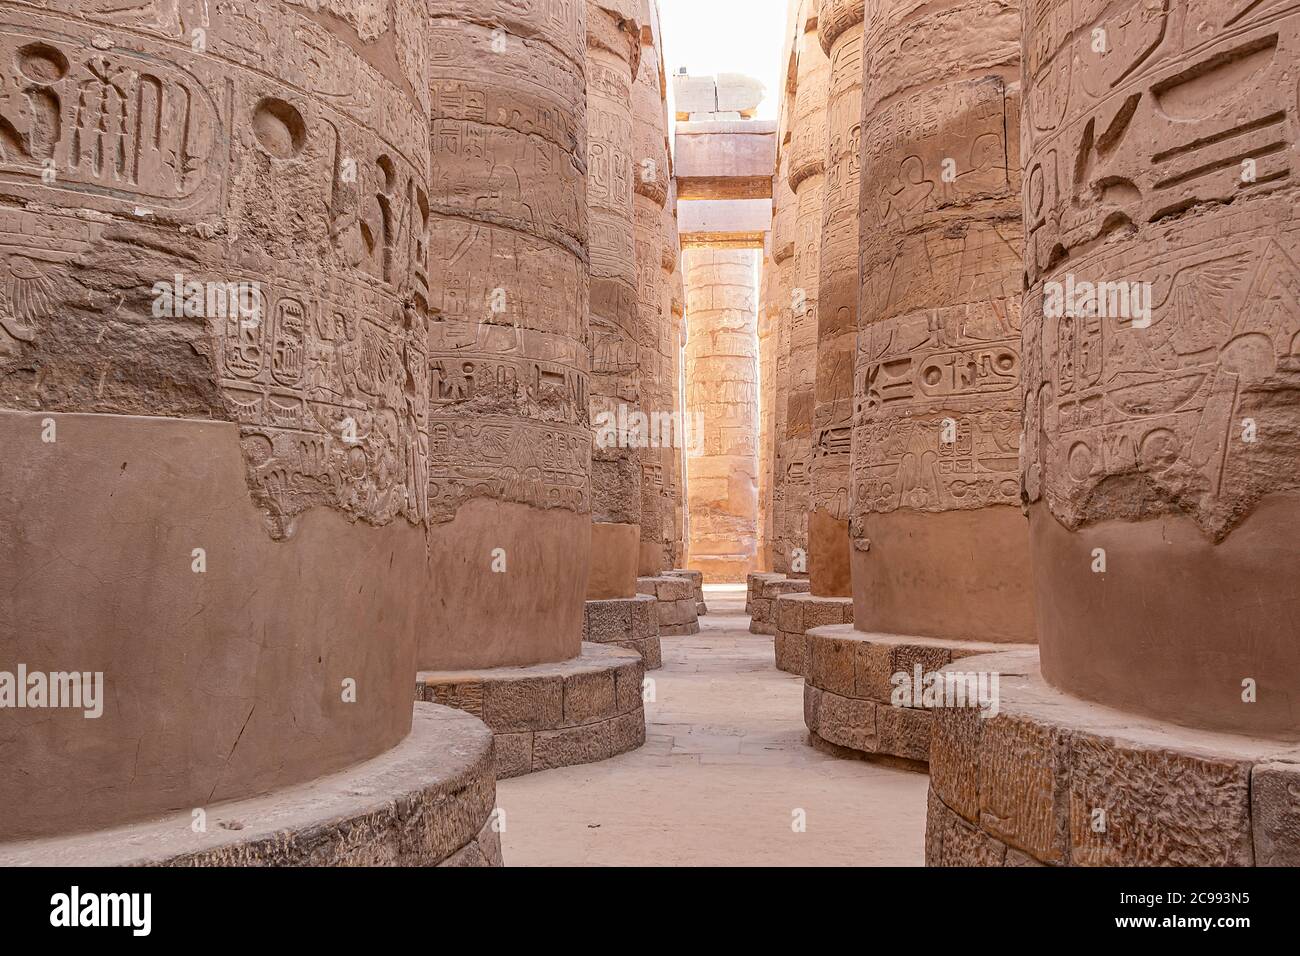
[497,586,928,866]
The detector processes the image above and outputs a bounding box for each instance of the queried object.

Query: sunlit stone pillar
[633,10,671,576]
[928,0,1300,868]
[757,236,778,572]
[770,147,798,575]
[420,0,646,776]
[684,248,760,582]
[810,0,862,596]
[586,0,644,599]
[425,0,592,669]
[852,0,1031,642]
[785,4,830,579]
[802,0,1032,757]
[0,0,496,863]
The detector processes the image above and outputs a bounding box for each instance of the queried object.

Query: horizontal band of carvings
[926,649,1300,866]
[0,704,497,867]
[417,643,646,779]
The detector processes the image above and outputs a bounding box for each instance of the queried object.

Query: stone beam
[678,199,772,248]
[674,120,777,200]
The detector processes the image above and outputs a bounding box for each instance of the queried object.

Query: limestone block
[1252,762,1300,867]
[563,670,618,725]
[484,676,565,734]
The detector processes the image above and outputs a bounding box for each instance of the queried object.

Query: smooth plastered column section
[633,18,671,575]
[810,0,861,596]
[0,0,431,839]
[1023,1,1300,734]
[851,0,1032,643]
[785,8,830,578]
[586,0,644,599]
[684,248,761,582]
[425,0,592,669]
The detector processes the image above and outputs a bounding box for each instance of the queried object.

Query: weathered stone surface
[583,594,661,669]
[927,787,1008,867]
[425,0,593,669]
[927,649,1296,866]
[418,643,646,778]
[0,0,439,841]
[748,575,811,634]
[0,704,498,867]
[852,0,1033,645]
[1253,762,1300,867]
[1020,1,1300,735]
[587,0,645,599]
[683,247,760,582]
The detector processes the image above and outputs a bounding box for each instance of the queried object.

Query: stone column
[810,0,861,596]
[0,0,496,863]
[928,0,1300,869]
[633,12,671,576]
[586,0,644,600]
[425,0,592,670]
[670,248,688,567]
[785,6,830,579]
[770,147,798,574]
[1020,0,1300,735]
[684,248,760,582]
[802,0,1032,751]
[757,235,777,572]
[852,0,1032,642]
[420,0,646,776]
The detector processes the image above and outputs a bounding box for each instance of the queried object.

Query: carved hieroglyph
[1022,0,1300,733]
[587,0,643,552]
[810,0,862,595]
[757,238,777,571]
[0,0,431,839]
[784,7,830,576]
[854,0,1033,642]
[770,143,798,574]
[684,248,760,582]
[423,0,593,669]
[669,227,687,567]
[633,14,671,574]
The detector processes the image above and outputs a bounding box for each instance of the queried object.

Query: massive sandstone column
[785,5,830,578]
[809,0,861,595]
[633,9,671,575]
[1019,0,1300,734]
[420,0,646,776]
[684,248,760,581]
[586,0,644,599]
[0,0,495,862]
[852,0,1032,642]
[802,0,1032,756]
[928,0,1300,868]
[425,0,592,669]
[770,147,798,574]
[757,235,777,571]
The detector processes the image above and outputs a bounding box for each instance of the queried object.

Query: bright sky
[658,0,789,122]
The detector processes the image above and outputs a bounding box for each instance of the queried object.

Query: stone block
[1252,762,1300,866]
[876,703,933,763]
[483,675,564,734]
[563,669,617,725]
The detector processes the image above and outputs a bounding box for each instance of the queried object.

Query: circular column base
[774,594,854,674]
[418,644,647,779]
[748,577,810,635]
[926,649,1300,866]
[745,572,785,615]
[637,576,700,635]
[0,703,499,866]
[665,569,707,615]
[584,594,662,669]
[803,626,1035,766]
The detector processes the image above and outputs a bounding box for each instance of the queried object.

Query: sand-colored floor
[497,585,929,866]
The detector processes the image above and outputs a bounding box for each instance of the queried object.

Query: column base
[637,576,700,635]
[774,593,854,674]
[584,594,662,669]
[418,644,646,780]
[0,703,499,866]
[665,569,707,615]
[803,626,1035,766]
[748,576,810,634]
[745,572,784,616]
[925,649,1300,866]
